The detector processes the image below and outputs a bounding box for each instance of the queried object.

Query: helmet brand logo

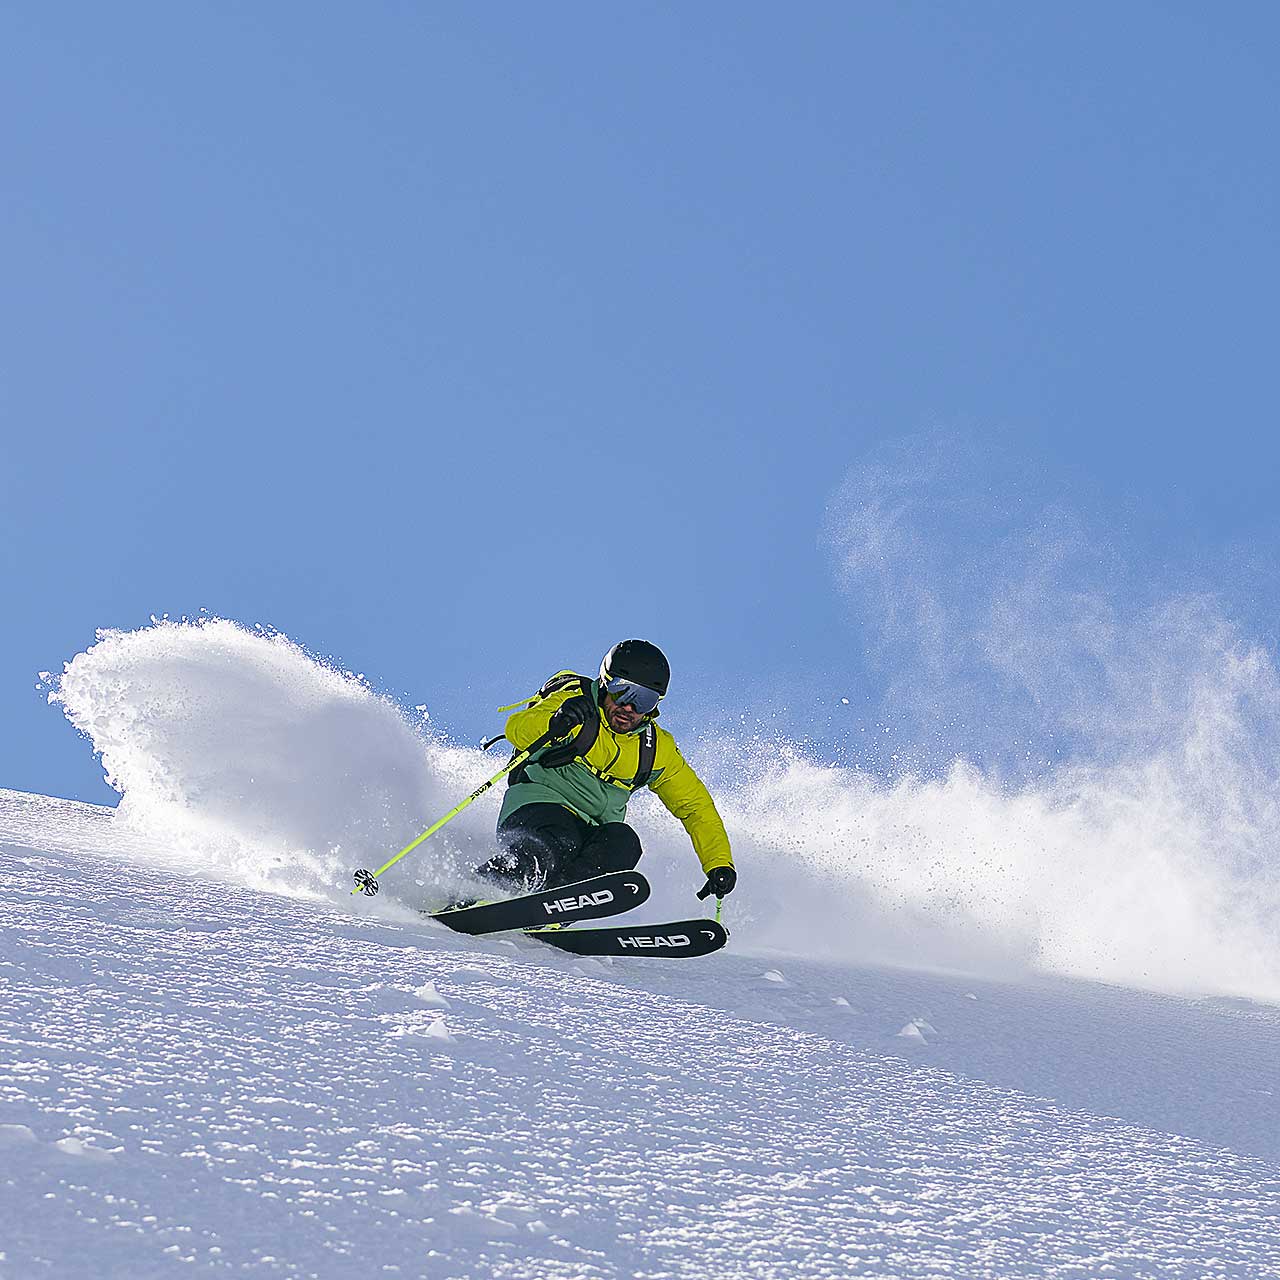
[543,889,615,915]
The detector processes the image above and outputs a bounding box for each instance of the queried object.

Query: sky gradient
[4,2,1277,803]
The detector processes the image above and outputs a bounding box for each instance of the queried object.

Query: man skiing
[476,639,737,904]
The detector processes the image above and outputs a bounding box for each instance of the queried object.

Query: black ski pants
[478,803,642,892]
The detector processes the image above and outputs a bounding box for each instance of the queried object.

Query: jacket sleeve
[650,741,734,874]
[504,677,581,752]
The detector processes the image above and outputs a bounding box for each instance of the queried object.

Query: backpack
[496,672,656,791]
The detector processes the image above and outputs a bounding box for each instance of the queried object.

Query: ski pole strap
[496,694,539,713]
[498,671,595,715]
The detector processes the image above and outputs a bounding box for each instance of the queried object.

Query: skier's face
[602,693,645,733]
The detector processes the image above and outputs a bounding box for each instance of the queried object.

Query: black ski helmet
[600,639,671,696]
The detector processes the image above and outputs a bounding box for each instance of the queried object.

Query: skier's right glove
[696,865,737,900]
[546,694,595,742]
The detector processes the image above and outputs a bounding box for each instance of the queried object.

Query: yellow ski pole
[351,734,550,896]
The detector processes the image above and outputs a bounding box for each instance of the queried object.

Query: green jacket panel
[497,674,733,874]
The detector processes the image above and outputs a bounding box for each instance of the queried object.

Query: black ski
[427,870,650,936]
[525,917,728,958]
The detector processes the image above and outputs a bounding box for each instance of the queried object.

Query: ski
[427,870,650,936]
[525,917,729,958]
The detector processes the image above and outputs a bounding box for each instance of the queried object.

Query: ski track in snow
[2,791,1280,1279]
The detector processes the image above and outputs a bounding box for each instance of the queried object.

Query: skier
[475,640,737,904]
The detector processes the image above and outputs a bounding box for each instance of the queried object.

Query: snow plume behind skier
[476,640,737,904]
[48,618,476,899]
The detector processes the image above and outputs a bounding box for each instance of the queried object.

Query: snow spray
[50,552,1280,1003]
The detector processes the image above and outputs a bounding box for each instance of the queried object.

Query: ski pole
[351,732,552,896]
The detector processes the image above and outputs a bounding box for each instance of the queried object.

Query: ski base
[427,870,650,936]
[525,917,728,958]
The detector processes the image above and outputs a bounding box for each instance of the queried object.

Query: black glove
[696,865,737,900]
[546,694,595,742]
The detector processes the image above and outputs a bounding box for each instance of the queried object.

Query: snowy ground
[3,788,1279,1280]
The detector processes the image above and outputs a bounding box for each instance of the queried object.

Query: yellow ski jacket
[497,674,734,875]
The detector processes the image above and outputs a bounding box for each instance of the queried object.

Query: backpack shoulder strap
[538,671,591,700]
[631,722,657,790]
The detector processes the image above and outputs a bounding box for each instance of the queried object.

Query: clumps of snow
[760,969,789,984]
[0,1125,115,1162]
[420,1020,457,1046]
[53,1136,115,1162]
[389,1016,458,1047]
[412,981,451,1008]
[449,966,502,982]
[896,1018,939,1045]
[445,1203,519,1239]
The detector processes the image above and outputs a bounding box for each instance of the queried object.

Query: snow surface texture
[3,790,1280,1279]
[6,617,1279,1276]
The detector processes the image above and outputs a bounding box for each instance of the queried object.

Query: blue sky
[4,2,1278,804]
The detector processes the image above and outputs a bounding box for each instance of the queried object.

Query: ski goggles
[603,676,663,715]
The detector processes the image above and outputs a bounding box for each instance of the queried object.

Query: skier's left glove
[696,865,737,900]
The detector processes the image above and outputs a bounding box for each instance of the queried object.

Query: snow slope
[10,617,1280,1277]
[3,788,1279,1280]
